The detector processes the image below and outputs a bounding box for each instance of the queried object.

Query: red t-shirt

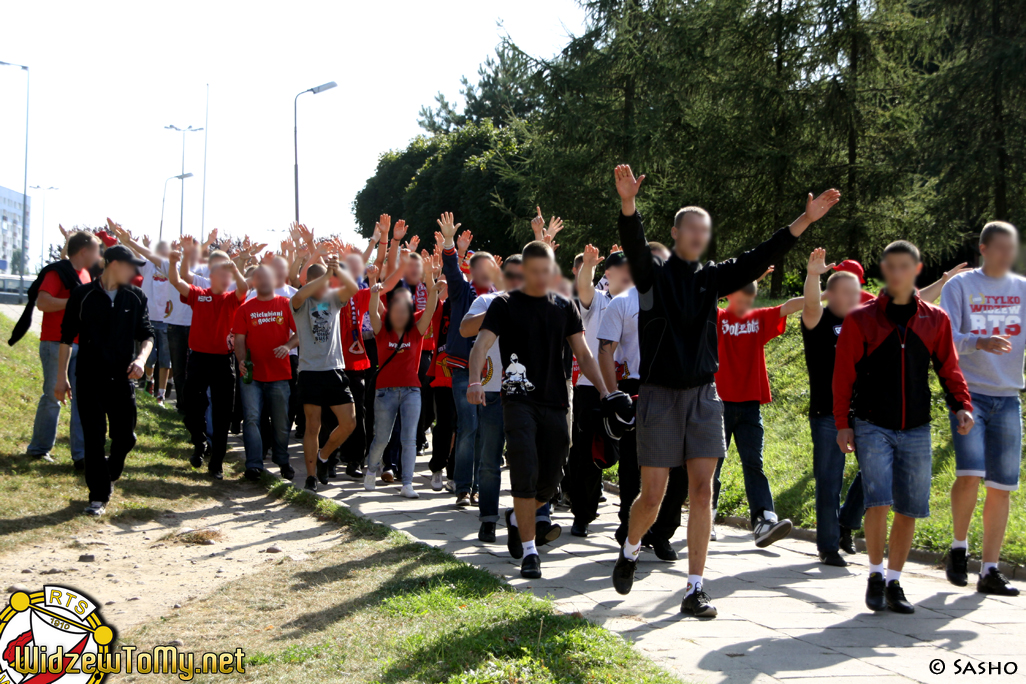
[183,285,242,354]
[233,296,296,382]
[714,305,786,404]
[39,268,91,342]
[340,288,373,371]
[374,310,425,388]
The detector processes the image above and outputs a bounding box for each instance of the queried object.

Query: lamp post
[294,81,337,222]
[29,185,57,268]
[160,173,193,242]
[165,124,203,238]
[1,60,29,299]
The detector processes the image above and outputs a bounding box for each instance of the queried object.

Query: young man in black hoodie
[609,164,840,617]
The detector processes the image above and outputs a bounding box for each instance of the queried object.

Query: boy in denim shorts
[940,221,1024,597]
[834,241,974,614]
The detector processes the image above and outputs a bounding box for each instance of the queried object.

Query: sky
[0,0,588,269]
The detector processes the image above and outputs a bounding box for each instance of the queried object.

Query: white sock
[317,450,328,463]
[157,389,165,399]
[951,538,968,550]
[509,511,518,528]
[869,563,885,577]
[685,574,703,597]
[886,568,902,584]
[522,540,537,557]
[623,538,642,560]
[981,562,998,577]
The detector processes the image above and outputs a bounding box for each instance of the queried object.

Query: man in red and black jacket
[833,240,974,615]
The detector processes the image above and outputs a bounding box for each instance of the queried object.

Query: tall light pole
[165,124,203,237]
[160,173,193,242]
[1,60,29,299]
[294,81,337,222]
[29,185,57,268]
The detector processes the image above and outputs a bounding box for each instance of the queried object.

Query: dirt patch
[1,483,344,631]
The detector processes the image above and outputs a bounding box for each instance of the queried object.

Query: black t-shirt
[886,300,916,330]
[801,307,845,417]
[481,290,585,408]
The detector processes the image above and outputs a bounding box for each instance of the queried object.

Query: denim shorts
[147,321,172,369]
[853,419,932,518]
[950,393,1021,491]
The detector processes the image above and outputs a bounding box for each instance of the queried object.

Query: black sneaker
[819,550,848,567]
[647,537,678,562]
[753,514,792,548]
[73,459,85,472]
[839,526,857,555]
[316,457,329,485]
[327,462,338,479]
[535,521,562,547]
[209,469,223,481]
[612,549,638,595]
[478,522,496,543]
[681,587,717,618]
[886,580,914,613]
[280,463,296,480]
[571,521,590,538]
[521,553,541,579]
[345,462,364,479]
[505,509,523,559]
[229,421,242,435]
[304,476,317,492]
[977,567,1020,596]
[294,428,305,440]
[244,468,262,482]
[614,527,627,547]
[946,547,969,587]
[189,444,205,469]
[866,572,886,611]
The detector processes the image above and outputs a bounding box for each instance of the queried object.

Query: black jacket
[617,210,798,389]
[8,260,85,346]
[61,279,154,377]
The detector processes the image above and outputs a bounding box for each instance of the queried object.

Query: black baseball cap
[605,250,628,268]
[104,244,147,267]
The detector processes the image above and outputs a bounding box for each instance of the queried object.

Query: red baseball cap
[833,259,865,284]
[95,230,119,248]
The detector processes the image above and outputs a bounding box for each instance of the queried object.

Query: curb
[602,480,1026,581]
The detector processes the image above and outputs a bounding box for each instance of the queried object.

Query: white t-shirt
[139,260,169,322]
[466,291,504,393]
[596,287,640,382]
[151,257,192,326]
[576,287,612,387]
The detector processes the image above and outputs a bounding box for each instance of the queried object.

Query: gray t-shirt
[940,268,1026,396]
[293,294,345,372]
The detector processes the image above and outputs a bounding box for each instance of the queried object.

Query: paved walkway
[222,430,1024,684]
[0,303,37,335]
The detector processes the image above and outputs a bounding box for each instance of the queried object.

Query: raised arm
[230,263,249,301]
[919,262,972,304]
[329,257,360,305]
[613,165,654,294]
[417,270,441,336]
[802,248,833,329]
[779,297,805,317]
[576,244,602,309]
[291,258,334,311]
[167,251,192,298]
[368,284,384,335]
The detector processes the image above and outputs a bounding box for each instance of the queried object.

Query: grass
[121,479,682,684]
[709,297,1026,566]
[0,315,222,555]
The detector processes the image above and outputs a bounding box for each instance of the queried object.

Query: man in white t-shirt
[139,240,173,405]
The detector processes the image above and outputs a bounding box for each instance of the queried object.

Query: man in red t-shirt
[234,266,297,482]
[26,231,101,467]
[712,280,804,549]
[169,249,248,479]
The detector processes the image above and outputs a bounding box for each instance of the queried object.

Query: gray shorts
[636,382,726,468]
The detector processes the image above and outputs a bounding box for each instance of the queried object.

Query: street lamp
[1,59,29,299]
[294,80,337,222]
[29,185,57,268]
[160,173,193,242]
[165,124,203,238]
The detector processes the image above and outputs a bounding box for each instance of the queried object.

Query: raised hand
[262,251,275,264]
[531,206,545,241]
[204,228,219,247]
[406,235,421,252]
[434,231,445,248]
[582,244,603,269]
[365,263,379,283]
[457,230,473,254]
[436,212,461,242]
[614,164,645,201]
[493,254,504,269]
[610,243,621,254]
[142,235,152,248]
[546,216,564,239]
[375,214,392,239]
[169,249,182,265]
[392,219,408,241]
[942,262,973,283]
[757,265,775,283]
[326,255,340,275]
[807,248,835,276]
[542,232,559,251]
[805,189,841,223]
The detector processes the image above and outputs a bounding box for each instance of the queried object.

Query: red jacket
[833,291,971,431]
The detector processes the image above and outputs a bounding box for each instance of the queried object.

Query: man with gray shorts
[609,164,841,617]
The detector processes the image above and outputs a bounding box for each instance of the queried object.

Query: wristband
[468,382,483,388]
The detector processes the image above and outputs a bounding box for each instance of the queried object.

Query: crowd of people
[14,164,1022,620]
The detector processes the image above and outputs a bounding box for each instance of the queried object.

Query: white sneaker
[363,470,376,491]
[430,471,444,491]
[400,484,419,499]
[710,525,718,542]
[83,501,106,516]
[444,478,455,493]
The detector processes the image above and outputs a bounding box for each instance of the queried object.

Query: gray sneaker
[753,511,792,548]
[83,501,106,516]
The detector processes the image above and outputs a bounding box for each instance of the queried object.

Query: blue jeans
[853,419,932,518]
[239,379,291,471]
[810,415,866,552]
[950,392,1022,491]
[713,400,774,526]
[146,321,171,369]
[28,341,84,462]
[451,369,483,496]
[472,392,505,522]
[367,387,421,486]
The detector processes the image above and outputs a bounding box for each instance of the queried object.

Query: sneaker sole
[683,605,718,618]
[755,520,793,548]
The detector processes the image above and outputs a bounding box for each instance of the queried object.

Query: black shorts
[502,400,570,502]
[298,369,354,407]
